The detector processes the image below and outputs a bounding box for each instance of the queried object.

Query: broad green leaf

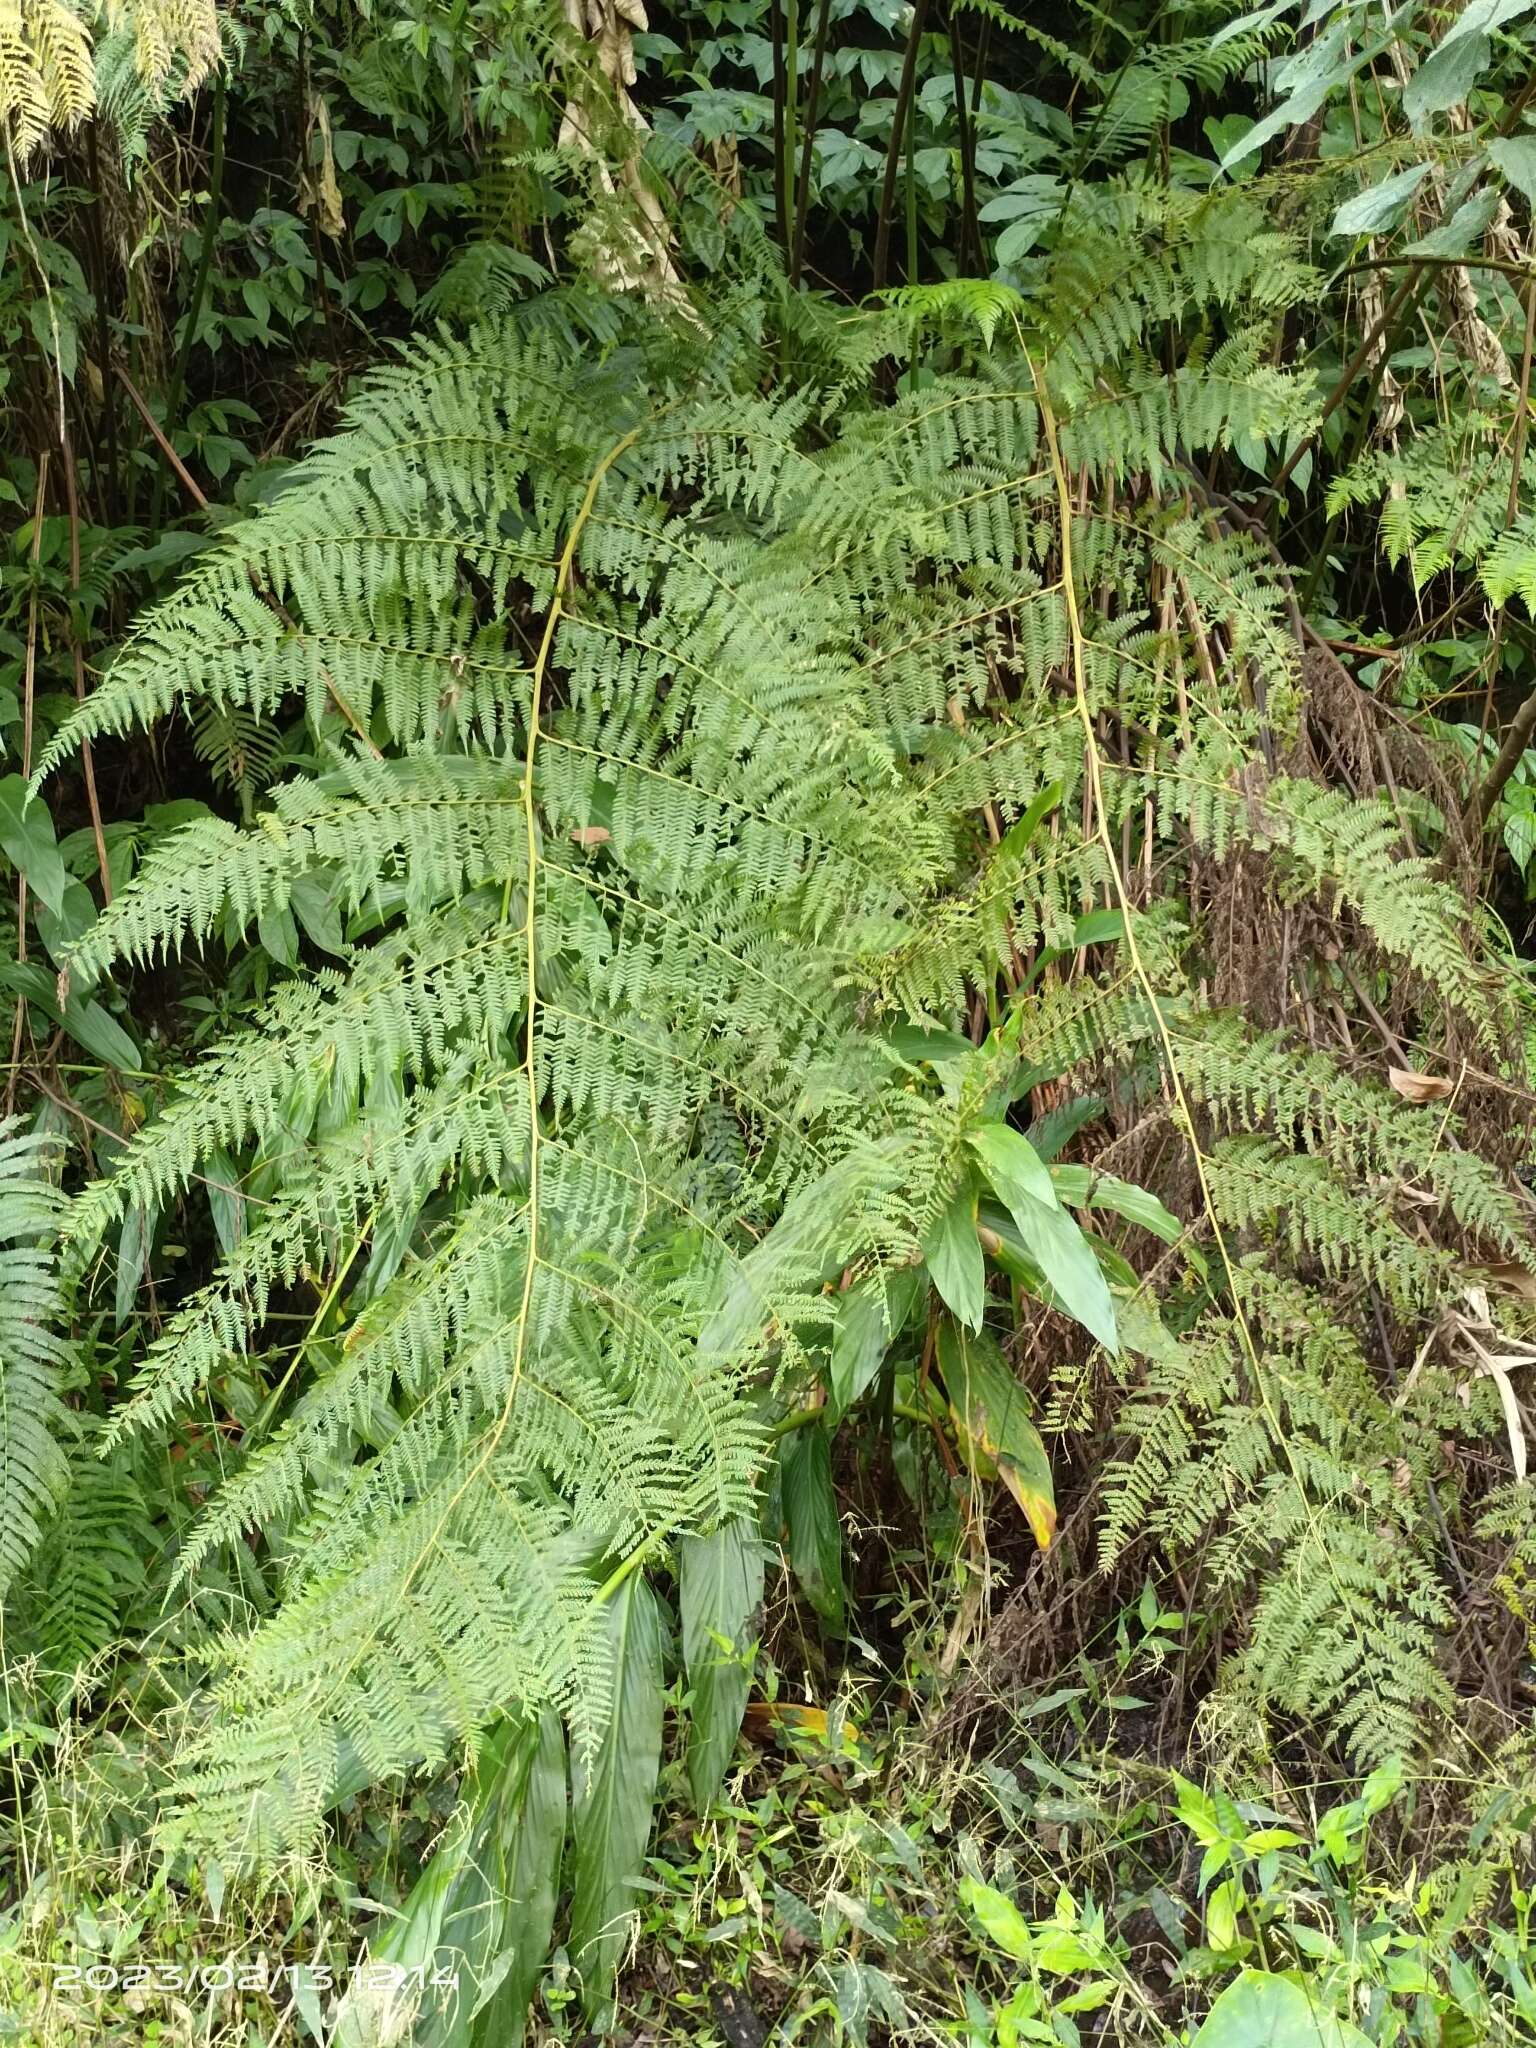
[1360,1753,1404,1813]
[986,1188,1118,1353]
[35,877,97,965]
[680,1517,764,1808]
[996,780,1063,859]
[1048,1166,1184,1245]
[570,1576,664,2026]
[1057,1978,1117,2012]
[256,900,300,968]
[63,996,140,1072]
[1032,1924,1110,1974]
[1070,907,1125,949]
[969,1120,1058,1212]
[885,1021,974,1065]
[1438,0,1533,48]
[960,1877,1033,1960]
[1172,1771,1226,1846]
[978,172,1063,223]
[205,1149,246,1260]
[332,1713,565,2048]
[921,1180,986,1330]
[1404,186,1500,258]
[936,1317,1055,1548]
[0,775,70,917]
[115,1203,154,1329]
[1329,163,1430,238]
[1404,37,1488,123]
[1206,1877,1243,1952]
[1220,22,1354,168]
[827,1277,891,1419]
[1490,136,1536,204]
[0,960,140,1071]
[781,1424,845,1628]
[469,1712,566,2048]
[1209,0,1295,53]
[1190,1970,1372,2047]
[291,869,348,955]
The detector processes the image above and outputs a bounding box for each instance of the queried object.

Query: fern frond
[0,1118,74,1600]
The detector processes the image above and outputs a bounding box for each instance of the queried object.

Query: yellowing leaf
[937,1316,1056,1548]
[742,1700,828,1740]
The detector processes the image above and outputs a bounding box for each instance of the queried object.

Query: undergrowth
[4,0,1536,2043]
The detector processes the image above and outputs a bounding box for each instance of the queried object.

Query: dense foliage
[4,1,1536,2043]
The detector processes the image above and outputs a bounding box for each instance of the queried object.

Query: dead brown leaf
[1483,1261,1536,1302]
[1388,1066,1454,1103]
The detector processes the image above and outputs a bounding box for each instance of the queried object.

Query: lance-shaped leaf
[570,1576,664,2027]
[936,1316,1055,1548]
[969,1120,1059,1212]
[331,1710,566,2048]
[827,1266,921,1421]
[681,1517,765,1809]
[971,1132,1118,1352]
[469,1712,566,2047]
[921,1178,986,1330]
[781,1423,846,1628]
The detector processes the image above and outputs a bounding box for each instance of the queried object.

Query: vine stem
[399,424,640,1603]
[1026,346,1401,1717]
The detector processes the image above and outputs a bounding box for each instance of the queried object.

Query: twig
[1335,252,1536,286]
[770,0,789,253]
[84,122,121,528]
[948,8,979,273]
[1506,273,1535,532]
[1464,685,1536,837]
[117,365,210,511]
[1273,263,1420,492]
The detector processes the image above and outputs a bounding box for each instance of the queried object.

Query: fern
[1098,1268,1456,1761]
[36,183,1534,1851]
[48,321,1058,1851]
[0,1117,73,1600]
[1,0,216,159]
[15,1425,150,1698]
